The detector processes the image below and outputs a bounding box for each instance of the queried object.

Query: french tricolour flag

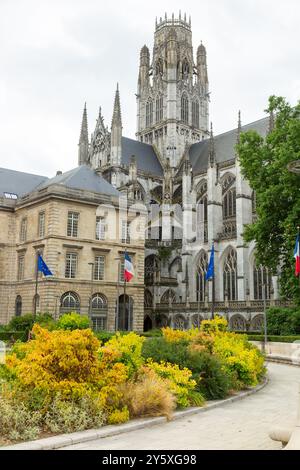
[294,234,300,277]
[124,252,134,282]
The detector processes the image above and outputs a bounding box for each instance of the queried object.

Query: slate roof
[189,116,269,173]
[121,137,163,176]
[0,167,47,199]
[37,165,120,197]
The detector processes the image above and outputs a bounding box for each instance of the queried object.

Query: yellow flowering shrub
[6,324,101,400]
[5,325,131,425]
[213,332,265,386]
[107,407,130,425]
[145,360,198,408]
[101,332,145,377]
[162,326,201,343]
[161,327,189,343]
[200,316,228,334]
[189,332,215,354]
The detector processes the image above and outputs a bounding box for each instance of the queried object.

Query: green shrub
[35,313,57,330]
[94,331,116,343]
[142,337,189,366]
[0,331,27,343]
[140,329,163,338]
[266,307,300,335]
[142,338,233,400]
[247,334,300,343]
[186,351,235,400]
[8,314,35,332]
[57,312,91,331]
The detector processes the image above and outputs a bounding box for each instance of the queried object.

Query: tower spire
[111,83,122,128]
[79,102,88,144]
[209,122,216,167]
[111,84,122,165]
[78,102,89,166]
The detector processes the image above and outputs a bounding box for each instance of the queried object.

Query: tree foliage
[236,96,300,302]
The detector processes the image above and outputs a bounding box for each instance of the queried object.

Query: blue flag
[38,254,53,276]
[206,244,214,280]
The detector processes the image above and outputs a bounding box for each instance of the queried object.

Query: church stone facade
[78,13,288,332]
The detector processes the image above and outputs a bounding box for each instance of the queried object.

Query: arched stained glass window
[146,100,153,127]
[253,263,272,300]
[181,94,189,124]
[223,248,237,301]
[192,100,200,127]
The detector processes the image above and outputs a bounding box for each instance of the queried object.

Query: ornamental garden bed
[0,314,266,445]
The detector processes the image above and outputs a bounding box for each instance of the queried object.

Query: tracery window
[181,94,189,124]
[192,100,200,128]
[223,248,237,301]
[196,251,208,302]
[222,175,236,239]
[145,255,160,285]
[146,100,153,127]
[253,263,272,300]
[155,95,163,122]
[161,289,176,304]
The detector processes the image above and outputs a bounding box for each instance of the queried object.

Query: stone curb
[1,377,268,451]
[266,354,300,366]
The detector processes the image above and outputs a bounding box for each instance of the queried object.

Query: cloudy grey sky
[0,0,299,177]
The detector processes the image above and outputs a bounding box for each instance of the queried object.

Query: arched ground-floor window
[90,293,107,331]
[60,291,80,315]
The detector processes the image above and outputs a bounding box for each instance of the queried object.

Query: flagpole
[212,242,215,320]
[34,252,40,319]
[124,249,127,331]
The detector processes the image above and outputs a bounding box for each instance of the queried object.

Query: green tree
[236,96,300,303]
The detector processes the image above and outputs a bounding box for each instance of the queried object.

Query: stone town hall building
[78,12,288,332]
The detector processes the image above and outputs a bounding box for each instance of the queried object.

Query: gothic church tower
[136,12,209,168]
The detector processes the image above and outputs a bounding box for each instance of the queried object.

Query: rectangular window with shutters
[67,212,79,237]
[38,211,45,238]
[17,255,25,280]
[96,216,105,240]
[94,255,105,280]
[20,218,27,242]
[65,252,77,278]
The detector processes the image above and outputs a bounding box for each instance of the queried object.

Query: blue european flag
[38,254,53,276]
[206,244,214,280]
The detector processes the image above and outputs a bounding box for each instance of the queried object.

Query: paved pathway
[63,363,300,450]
